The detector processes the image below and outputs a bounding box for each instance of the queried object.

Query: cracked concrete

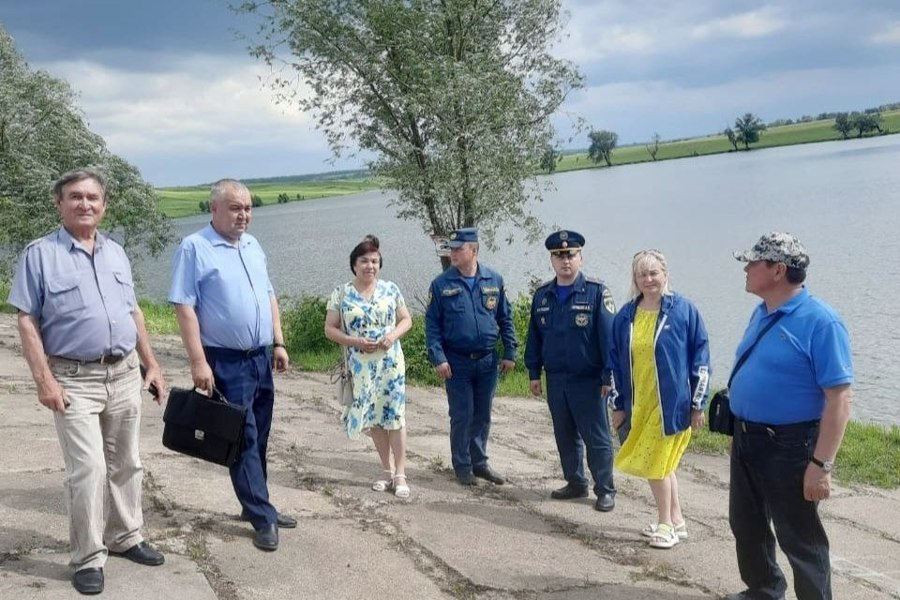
[0,313,897,599]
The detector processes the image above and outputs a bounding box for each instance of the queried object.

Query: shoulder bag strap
[727,311,786,388]
[339,284,350,366]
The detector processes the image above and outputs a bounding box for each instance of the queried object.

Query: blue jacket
[425,263,517,365]
[524,272,615,384]
[610,292,710,436]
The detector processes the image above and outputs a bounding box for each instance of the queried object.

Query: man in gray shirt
[8,168,168,595]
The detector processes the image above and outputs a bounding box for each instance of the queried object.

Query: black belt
[203,345,267,358]
[52,354,126,365]
[736,418,820,435]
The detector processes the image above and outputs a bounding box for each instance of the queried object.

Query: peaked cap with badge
[448,227,479,248]
[545,230,585,255]
[733,232,810,270]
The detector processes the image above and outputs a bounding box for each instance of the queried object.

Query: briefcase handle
[195,386,234,406]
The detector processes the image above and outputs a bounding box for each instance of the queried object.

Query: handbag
[708,312,785,436]
[162,387,247,466]
[332,283,355,407]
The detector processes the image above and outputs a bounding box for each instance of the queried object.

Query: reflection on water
[138,135,900,425]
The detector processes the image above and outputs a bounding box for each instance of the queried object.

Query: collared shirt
[8,227,138,359]
[730,288,853,425]
[168,224,275,350]
[424,263,517,365]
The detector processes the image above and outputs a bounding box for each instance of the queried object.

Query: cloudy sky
[2,0,899,186]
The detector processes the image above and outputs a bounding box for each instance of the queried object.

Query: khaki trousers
[50,351,145,570]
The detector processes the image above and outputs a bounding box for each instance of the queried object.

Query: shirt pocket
[482,294,499,313]
[46,275,85,316]
[113,270,136,308]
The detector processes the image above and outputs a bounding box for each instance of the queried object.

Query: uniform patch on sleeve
[602,289,616,313]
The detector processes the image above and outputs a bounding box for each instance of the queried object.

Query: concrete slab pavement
[1,313,898,599]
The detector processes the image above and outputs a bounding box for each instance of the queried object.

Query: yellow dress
[614,308,691,479]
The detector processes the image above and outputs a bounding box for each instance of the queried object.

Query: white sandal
[641,520,688,539]
[372,469,393,492]
[392,474,410,499]
[649,523,680,549]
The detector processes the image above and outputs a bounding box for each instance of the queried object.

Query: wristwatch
[810,456,834,473]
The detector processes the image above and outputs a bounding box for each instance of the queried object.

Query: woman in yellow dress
[610,250,710,549]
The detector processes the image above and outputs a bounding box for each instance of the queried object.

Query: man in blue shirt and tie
[169,179,293,552]
[425,227,517,486]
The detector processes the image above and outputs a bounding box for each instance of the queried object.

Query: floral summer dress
[614,308,691,479]
[328,280,407,440]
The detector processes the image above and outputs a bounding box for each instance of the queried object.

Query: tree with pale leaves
[239,0,583,266]
[0,26,170,275]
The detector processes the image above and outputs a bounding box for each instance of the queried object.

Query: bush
[281,295,333,355]
[251,194,264,207]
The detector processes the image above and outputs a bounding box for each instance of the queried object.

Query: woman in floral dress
[609,249,710,549]
[324,235,413,497]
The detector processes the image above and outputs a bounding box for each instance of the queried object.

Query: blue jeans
[546,373,615,497]
[444,352,499,475]
[730,419,830,600]
[205,346,278,530]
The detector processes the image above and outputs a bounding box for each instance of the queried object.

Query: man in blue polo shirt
[725,232,853,600]
[425,227,517,486]
[169,179,293,552]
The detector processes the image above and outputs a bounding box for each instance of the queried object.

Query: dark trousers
[444,352,499,475]
[546,373,615,497]
[205,346,278,530]
[730,419,830,600]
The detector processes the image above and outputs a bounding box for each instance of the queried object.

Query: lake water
[137,135,900,426]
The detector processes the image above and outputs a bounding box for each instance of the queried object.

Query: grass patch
[138,299,180,335]
[836,420,900,488]
[0,279,14,314]
[140,292,900,489]
[156,178,379,218]
[553,110,900,173]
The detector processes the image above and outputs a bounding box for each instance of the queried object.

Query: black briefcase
[162,387,246,467]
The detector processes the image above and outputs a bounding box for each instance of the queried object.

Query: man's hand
[529,379,543,397]
[690,409,705,431]
[611,410,627,430]
[273,346,289,372]
[37,376,68,412]
[499,359,515,373]
[190,359,215,394]
[435,362,452,380]
[804,463,832,502]
[142,364,167,405]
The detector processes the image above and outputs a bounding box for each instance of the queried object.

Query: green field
[157,178,379,218]
[554,110,900,173]
[153,111,900,219]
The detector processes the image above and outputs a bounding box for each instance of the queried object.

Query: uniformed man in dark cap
[425,227,517,486]
[524,230,617,511]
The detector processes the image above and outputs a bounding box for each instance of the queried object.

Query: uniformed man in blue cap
[524,230,617,511]
[425,227,517,486]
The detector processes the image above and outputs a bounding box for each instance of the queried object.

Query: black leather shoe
[456,472,478,486]
[473,465,505,485]
[550,483,589,500]
[110,541,165,566]
[242,510,297,529]
[722,592,784,600]
[72,567,103,595]
[253,523,279,551]
[594,493,615,512]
